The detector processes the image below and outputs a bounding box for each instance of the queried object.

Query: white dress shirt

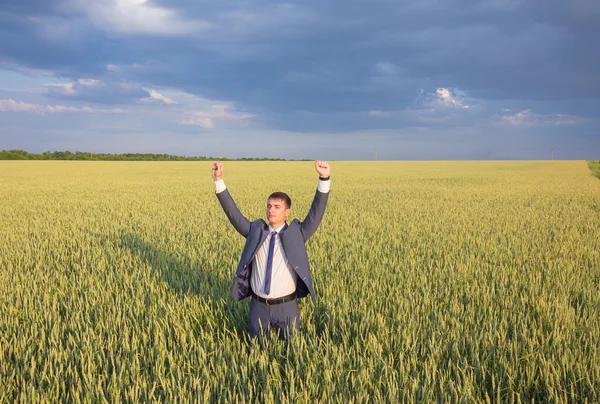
[214,178,331,298]
[251,223,296,298]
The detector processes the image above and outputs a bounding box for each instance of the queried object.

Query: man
[211,160,330,340]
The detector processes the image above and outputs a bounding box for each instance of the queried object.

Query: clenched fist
[315,160,330,178]
[212,162,223,181]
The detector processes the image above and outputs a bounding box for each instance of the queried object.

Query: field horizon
[1,149,597,163]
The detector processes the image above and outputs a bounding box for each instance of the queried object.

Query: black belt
[252,291,297,305]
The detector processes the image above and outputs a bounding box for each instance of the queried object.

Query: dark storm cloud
[133,0,600,113]
[0,0,598,134]
[0,10,117,75]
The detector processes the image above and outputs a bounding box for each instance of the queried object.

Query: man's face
[266,198,290,227]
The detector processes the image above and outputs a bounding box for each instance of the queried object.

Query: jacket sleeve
[216,189,251,238]
[299,189,329,242]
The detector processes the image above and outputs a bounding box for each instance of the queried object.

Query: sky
[0,0,599,160]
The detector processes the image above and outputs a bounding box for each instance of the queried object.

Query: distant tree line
[0,150,296,161]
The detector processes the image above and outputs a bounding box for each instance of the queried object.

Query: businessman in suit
[212,160,330,340]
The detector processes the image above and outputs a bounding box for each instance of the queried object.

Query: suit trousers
[249,296,300,340]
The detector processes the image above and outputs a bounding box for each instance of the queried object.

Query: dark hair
[268,192,292,209]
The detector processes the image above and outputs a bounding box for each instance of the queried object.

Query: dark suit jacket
[216,187,329,302]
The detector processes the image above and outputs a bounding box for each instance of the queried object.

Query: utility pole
[375,148,378,161]
[551,145,554,160]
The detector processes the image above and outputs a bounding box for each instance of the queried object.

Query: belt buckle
[265,297,271,306]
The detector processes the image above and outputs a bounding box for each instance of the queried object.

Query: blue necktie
[263,231,277,295]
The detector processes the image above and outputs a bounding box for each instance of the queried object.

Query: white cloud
[501,109,539,126]
[67,0,213,36]
[42,79,148,104]
[367,110,390,117]
[433,88,469,109]
[140,90,177,105]
[77,79,102,87]
[182,116,216,129]
[106,63,145,73]
[162,90,255,130]
[0,99,125,114]
[368,94,588,130]
[180,103,254,129]
[499,109,586,126]
[44,79,103,96]
[367,87,475,124]
[45,83,76,95]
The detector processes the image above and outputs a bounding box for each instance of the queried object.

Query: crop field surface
[1,160,599,403]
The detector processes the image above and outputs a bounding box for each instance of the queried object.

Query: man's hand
[212,162,223,181]
[315,160,330,178]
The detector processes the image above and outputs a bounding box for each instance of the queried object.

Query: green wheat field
[1,160,599,402]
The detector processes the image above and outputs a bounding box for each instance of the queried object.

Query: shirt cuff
[317,178,330,193]
[214,179,226,194]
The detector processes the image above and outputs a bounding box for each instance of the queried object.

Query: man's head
[266,192,291,228]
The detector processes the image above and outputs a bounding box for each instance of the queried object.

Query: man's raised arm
[212,162,251,237]
[300,160,331,241]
